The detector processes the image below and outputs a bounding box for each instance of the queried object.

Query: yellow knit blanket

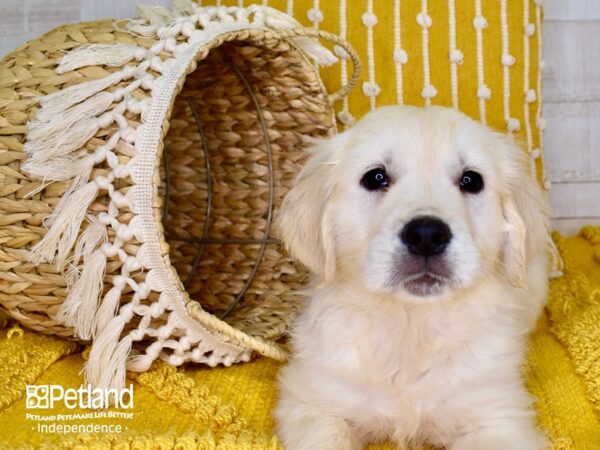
[0,228,599,449]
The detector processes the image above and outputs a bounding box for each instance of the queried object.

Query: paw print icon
[26,385,49,409]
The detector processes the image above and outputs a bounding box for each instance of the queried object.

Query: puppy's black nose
[400,216,452,257]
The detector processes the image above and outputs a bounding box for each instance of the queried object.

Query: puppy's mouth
[401,272,448,297]
[391,255,453,297]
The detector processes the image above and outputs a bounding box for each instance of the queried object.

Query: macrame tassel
[25,116,103,162]
[31,91,114,131]
[137,5,172,26]
[56,44,140,74]
[85,314,131,390]
[94,287,123,337]
[125,20,158,38]
[66,216,108,284]
[56,249,107,340]
[173,0,196,15]
[22,153,95,183]
[252,6,338,66]
[291,36,339,66]
[29,176,99,266]
[38,70,127,117]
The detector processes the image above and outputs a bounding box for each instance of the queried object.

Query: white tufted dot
[337,110,355,126]
[477,85,491,99]
[94,175,110,190]
[421,84,438,99]
[449,49,464,64]
[103,243,119,259]
[540,59,546,72]
[362,12,378,27]
[394,48,408,64]
[507,118,521,132]
[307,8,324,24]
[502,53,516,66]
[525,89,537,103]
[531,148,541,159]
[416,12,432,28]
[473,16,488,30]
[525,23,536,36]
[537,117,546,130]
[362,81,381,97]
[334,45,350,60]
[543,179,551,190]
[240,352,251,362]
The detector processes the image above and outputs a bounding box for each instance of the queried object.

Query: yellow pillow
[213,0,545,185]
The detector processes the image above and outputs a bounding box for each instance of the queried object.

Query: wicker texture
[0,3,360,387]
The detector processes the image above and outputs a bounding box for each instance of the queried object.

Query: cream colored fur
[275,106,550,450]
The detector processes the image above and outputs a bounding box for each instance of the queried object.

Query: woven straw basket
[0,2,360,390]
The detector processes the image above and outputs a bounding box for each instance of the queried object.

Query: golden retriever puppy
[275,106,549,450]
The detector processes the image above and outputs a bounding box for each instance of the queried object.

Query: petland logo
[26,384,134,410]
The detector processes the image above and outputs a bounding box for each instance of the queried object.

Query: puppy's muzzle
[400,216,452,257]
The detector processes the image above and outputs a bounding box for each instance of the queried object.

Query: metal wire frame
[161,48,278,320]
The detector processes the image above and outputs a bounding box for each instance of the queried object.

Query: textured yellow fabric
[214,0,545,183]
[0,231,599,449]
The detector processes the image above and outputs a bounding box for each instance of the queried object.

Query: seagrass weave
[0,2,360,390]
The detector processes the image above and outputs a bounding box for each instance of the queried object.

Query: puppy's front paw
[275,398,362,450]
[452,420,548,450]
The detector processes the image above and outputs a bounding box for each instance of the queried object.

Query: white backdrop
[0,0,597,235]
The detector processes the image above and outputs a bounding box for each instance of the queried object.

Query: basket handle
[274,28,362,104]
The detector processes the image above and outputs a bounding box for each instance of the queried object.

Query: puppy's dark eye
[459,170,484,194]
[361,168,389,191]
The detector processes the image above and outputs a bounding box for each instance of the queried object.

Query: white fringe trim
[56,44,140,74]
[24,2,341,391]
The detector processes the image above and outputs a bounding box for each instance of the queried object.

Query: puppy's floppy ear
[276,135,343,281]
[500,139,550,287]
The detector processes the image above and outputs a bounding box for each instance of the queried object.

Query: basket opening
[159,38,334,341]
